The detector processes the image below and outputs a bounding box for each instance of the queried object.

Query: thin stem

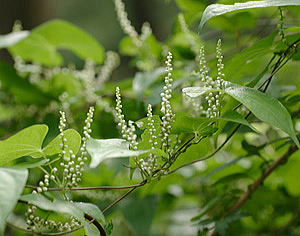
[102,180,147,214]
[25,182,147,191]
[206,145,299,236]
[227,145,298,214]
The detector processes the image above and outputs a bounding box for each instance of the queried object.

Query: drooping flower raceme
[114,0,141,47]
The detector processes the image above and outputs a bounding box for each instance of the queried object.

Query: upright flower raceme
[139,104,159,175]
[58,107,94,188]
[184,40,225,118]
[115,87,138,149]
[160,52,175,153]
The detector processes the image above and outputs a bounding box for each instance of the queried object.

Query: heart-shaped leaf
[0,125,48,165]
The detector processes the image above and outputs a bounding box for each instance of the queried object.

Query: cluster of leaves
[1,0,300,235]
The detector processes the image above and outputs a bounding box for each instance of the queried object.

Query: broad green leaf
[223,82,299,147]
[0,31,29,49]
[220,111,256,130]
[200,0,300,28]
[86,138,151,168]
[10,20,104,65]
[10,158,49,169]
[172,113,217,135]
[286,26,300,33]
[182,82,300,147]
[20,194,84,220]
[75,202,105,224]
[172,111,254,135]
[0,62,53,105]
[20,194,105,235]
[84,223,100,236]
[0,168,28,235]
[0,125,48,166]
[32,129,81,158]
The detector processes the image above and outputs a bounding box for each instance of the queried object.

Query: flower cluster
[75,106,95,181]
[96,51,120,88]
[178,14,198,54]
[114,53,176,176]
[14,56,42,84]
[184,40,225,118]
[114,0,141,47]
[115,87,138,149]
[26,107,94,232]
[114,0,154,47]
[26,205,81,233]
[139,105,159,174]
[140,22,152,41]
[160,52,175,152]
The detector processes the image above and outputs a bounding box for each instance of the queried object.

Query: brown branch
[227,145,298,214]
[206,145,299,236]
[25,182,145,191]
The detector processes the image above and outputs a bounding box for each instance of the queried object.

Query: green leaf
[200,0,300,28]
[10,158,50,169]
[172,113,217,136]
[220,111,256,131]
[10,20,104,65]
[0,125,48,166]
[0,61,53,105]
[86,138,151,168]
[286,26,300,33]
[20,194,105,235]
[182,82,299,147]
[0,31,29,49]
[74,202,105,224]
[172,111,254,135]
[20,194,84,220]
[0,168,28,235]
[84,223,100,236]
[32,129,81,158]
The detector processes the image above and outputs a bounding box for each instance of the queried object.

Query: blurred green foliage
[1,0,300,236]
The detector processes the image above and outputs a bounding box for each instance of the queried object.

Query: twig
[227,145,298,213]
[102,180,147,214]
[206,145,299,236]
[25,182,145,191]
